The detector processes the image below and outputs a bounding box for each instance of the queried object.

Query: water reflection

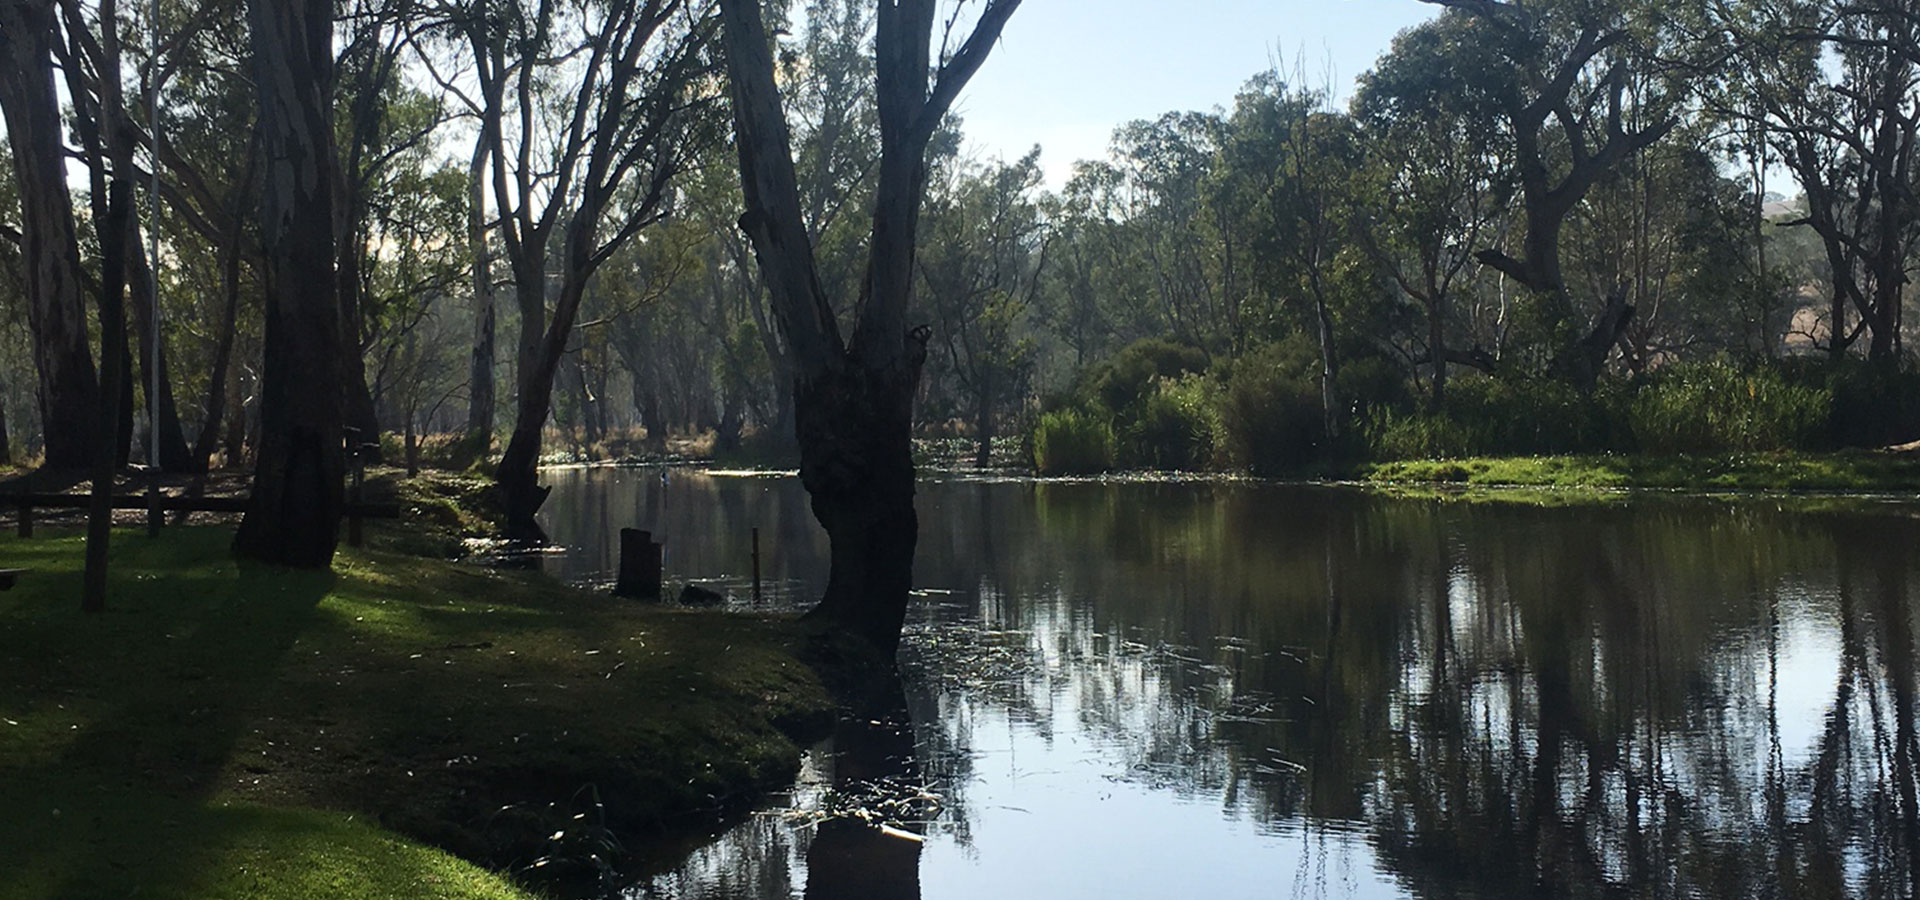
[539,471,1920,899]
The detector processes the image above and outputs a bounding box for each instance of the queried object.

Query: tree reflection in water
[546,474,1920,899]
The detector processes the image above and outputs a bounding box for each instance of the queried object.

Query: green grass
[0,527,835,899]
[1356,450,1920,493]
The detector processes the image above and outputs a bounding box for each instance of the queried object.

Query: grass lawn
[1355,450,1920,493]
[0,526,834,899]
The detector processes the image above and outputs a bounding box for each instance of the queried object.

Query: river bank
[0,505,839,898]
[1354,449,1920,493]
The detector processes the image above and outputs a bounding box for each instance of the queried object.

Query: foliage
[1216,338,1328,475]
[1031,408,1115,475]
[1817,360,1920,449]
[1121,373,1221,471]
[1365,373,1616,460]
[1076,338,1211,417]
[1627,360,1829,454]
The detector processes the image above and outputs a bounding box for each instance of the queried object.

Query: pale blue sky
[954,1,1440,186]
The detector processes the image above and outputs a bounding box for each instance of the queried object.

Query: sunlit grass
[1357,450,1920,494]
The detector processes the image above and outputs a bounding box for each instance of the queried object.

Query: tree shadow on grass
[0,530,342,898]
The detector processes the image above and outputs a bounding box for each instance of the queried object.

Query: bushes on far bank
[1031,341,1920,476]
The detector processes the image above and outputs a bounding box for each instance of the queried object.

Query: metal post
[751,526,761,603]
[146,0,162,527]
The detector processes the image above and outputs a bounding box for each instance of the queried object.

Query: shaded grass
[1356,450,1920,493]
[0,527,834,898]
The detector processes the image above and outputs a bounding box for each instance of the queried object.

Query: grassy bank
[1356,450,1920,493]
[0,526,835,899]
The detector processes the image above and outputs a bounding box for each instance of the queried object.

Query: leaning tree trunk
[233,0,345,568]
[0,0,99,469]
[493,262,560,540]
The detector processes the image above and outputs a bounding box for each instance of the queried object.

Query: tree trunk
[465,133,497,450]
[1312,287,1340,444]
[192,204,247,472]
[0,0,100,469]
[972,379,993,468]
[718,0,1019,655]
[794,354,925,654]
[493,263,557,540]
[338,236,382,459]
[126,219,193,471]
[84,179,132,615]
[234,0,345,568]
[1427,291,1447,412]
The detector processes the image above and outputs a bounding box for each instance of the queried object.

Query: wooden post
[16,498,31,538]
[751,526,761,603]
[615,528,662,599]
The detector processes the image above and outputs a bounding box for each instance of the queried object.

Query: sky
[952,0,1440,187]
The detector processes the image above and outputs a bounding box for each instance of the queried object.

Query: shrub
[1628,360,1829,454]
[1821,360,1920,448]
[1080,339,1210,415]
[1121,374,1221,470]
[1032,408,1115,475]
[1362,373,1618,460]
[1218,343,1327,475]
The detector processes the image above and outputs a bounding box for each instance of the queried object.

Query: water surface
[539,469,1920,899]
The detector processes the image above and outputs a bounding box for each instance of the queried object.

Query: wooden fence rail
[8,493,399,544]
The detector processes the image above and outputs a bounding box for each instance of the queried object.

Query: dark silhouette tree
[716,0,1021,653]
[232,0,346,567]
[0,0,101,468]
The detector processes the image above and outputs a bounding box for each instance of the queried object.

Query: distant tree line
[4,0,1920,536]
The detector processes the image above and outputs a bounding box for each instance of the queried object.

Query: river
[538,467,1920,899]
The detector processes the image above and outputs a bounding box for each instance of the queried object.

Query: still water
[539,467,1920,899]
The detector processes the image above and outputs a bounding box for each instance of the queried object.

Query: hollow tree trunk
[233,0,344,568]
[0,0,99,469]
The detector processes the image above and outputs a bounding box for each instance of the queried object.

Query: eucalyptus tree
[133,0,263,472]
[233,0,346,566]
[918,148,1049,467]
[0,0,101,468]
[335,0,447,457]
[54,0,196,471]
[1106,112,1237,354]
[717,0,1021,652]
[1223,73,1367,439]
[1706,0,1920,363]
[462,0,721,538]
[1417,0,1682,390]
[1355,25,1507,408]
